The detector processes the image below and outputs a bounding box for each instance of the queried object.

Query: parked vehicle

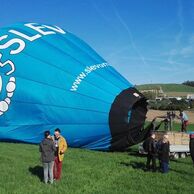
[139,131,190,159]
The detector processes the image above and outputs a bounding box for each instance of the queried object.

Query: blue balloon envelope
[0,23,148,150]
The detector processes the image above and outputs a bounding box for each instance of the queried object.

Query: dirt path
[146,110,194,124]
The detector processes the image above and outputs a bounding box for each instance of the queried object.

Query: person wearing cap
[53,128,68,180]
[39,130,56,184]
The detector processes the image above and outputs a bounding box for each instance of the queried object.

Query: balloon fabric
[0,23,148,151]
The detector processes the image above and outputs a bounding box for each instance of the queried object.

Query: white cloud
[189,35,194,43]
[180,45,194,57]
[180,34,194,58]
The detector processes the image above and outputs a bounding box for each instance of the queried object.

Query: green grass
[146,121,194,132]
[1,142,194,194]
[136,84,194,93]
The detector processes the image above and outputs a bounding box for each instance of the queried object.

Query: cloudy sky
[0,0,193,84]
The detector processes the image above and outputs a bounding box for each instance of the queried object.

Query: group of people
[38,110,190,183]
[156,110,189,132]
[39,128,67,184]
[144,132,170,173]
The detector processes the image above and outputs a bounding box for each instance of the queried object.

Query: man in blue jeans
[146,132,157,172]
[39,131,56,184]
[160,136,170,173]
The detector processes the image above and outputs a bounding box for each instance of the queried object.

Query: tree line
[182,81,194,87]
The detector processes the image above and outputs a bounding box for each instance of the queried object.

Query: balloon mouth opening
[126,97,148,144]
[109,87,148,151]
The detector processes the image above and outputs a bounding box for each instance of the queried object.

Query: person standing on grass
[159,135,170,173]
[53,128,67,180]
[179,110,189,132]
[39,130,56,184]
[156,139,163,170]
[146,132,157,172]
[189,133,194,166]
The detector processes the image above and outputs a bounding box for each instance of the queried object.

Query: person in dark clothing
[146,132,157,172]
[159,136,170,173]
[189,134,194,166]
[157,139,163,170]
[39,130,56,184]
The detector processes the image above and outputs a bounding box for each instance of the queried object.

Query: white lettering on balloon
[0,23,66,116]
[70,63,110,91]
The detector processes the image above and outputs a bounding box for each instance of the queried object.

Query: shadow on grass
[170,158,192,165]
[29,165,43,181]
[126,147,146,158]
[120,161,146,171]
[128,151,146,158]
[170,168,194,176]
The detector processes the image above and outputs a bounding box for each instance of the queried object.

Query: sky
[0,0,193,85]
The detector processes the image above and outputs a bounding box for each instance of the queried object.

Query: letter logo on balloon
[0,53,16,115]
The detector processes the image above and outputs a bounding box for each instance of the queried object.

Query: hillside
[1,143,194,194]
[136,84,194,93]
[136,83,194,98]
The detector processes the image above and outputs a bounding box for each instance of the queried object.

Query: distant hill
[136,84,194,97]
[136,84,194,92]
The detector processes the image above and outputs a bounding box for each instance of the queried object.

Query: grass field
[136,84,194,93]
[1,142,194,194]
[145,121,194,132]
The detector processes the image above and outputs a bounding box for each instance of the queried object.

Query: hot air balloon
[0,22,148,151]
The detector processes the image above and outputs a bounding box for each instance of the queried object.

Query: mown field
[1,141,194,194]
[136,84,194,93]
[145,121,194,132]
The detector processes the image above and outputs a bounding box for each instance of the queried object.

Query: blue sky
[0,0,193,84]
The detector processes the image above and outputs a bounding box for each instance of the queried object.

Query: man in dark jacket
[159,136,170,173]
[39,131,56,184]
[146,132,157,172]
[189,134,194,166]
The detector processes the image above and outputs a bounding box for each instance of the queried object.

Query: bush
[141,91,156,100]
[182,81,194,87]
[189,99,194,109]
[148,98,189,110]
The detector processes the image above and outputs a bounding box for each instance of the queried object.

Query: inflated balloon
[0,23,148,150]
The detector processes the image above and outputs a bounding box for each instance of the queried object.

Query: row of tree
[148,98,193,111]
[182,81,194,87]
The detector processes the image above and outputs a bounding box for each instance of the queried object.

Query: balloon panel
[0,23,148,150]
